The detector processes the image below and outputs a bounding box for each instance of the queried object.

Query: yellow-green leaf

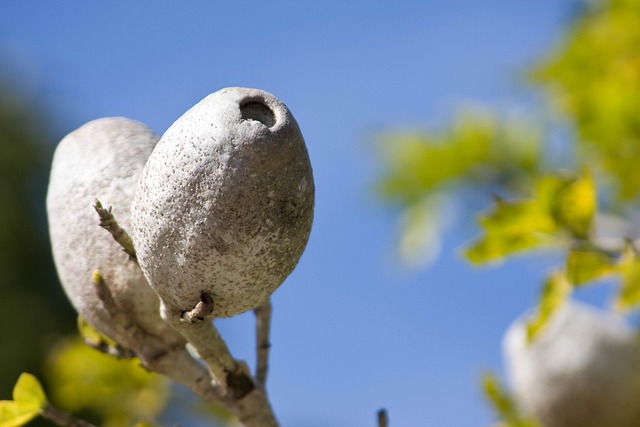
[482,373,515,419]
[464,231,549,265]
[481,372,541,427]
[565,250,616,286]
[526,271,571,343]
[12,373,46,410]
[0,401,40,427]
[615,247,640,312]
[46,338,169,426]
[77,315,117,348]
[551,173,596,240]
[479,199,556,235]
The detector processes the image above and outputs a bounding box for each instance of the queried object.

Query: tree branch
[90,271,228,408]
[164,297,280,427]
[93,199,137,262]
[42,404,98,427]
[254,299,272,389]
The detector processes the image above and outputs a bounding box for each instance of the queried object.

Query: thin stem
[377,409,389,427]
[42,404,98,427]
[167,314,246,394]
[254,299,272,389]
[93,199,137,262]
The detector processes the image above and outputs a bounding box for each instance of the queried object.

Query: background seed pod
[131,87,314,319]
[47,117,185,351]
[503,301,640,427]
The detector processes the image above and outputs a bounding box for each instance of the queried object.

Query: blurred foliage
[0,76,180,426]
[376,0,640,330]
[463,172,596,264]
[45,338,169,427]
[377,110,541,206]
[0,78,76,407]
[377,111,543,268]
[533,0,640,200]
[482,373,541,427]
[525,270,571,342]
[376,0,640,422]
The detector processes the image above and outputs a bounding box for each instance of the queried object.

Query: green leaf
[481,372,541,427]
[478,199,556,235]
[550,172,596,239]
[526,271,571,343]
[565,250,616,286]
[482,373,516,420]
[615,246,640,312]
[46,338,169,426]
[0,401,40,427]
[464,231,549,265]
[12,374,46,410]
[0,374,47,427]
[77,315,117,348]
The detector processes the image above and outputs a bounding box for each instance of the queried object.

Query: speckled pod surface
[503,302,640,427]
[47,117,185,350]
[131,87,314,318]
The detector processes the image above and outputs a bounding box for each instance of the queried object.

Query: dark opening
[240,101,276,128]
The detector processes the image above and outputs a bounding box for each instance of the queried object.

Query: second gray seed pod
[504,302,640,427]
[47,117,186,351]
[132,87,314,319]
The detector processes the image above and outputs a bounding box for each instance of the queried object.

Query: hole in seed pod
[240,101,276,128]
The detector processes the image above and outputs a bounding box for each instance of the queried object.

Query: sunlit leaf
[565,250,616,286]
[526,271,571,342]
[464,232,549,265]
[0,401,40,427]
[615,246,640,312]
[551,173,596,239]
[12,373,46,410]
[464,194,559,264]
[77,316,117,348]
[482,372,541,427]
[533,0,640,200]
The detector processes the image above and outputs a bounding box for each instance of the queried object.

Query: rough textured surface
[504,302,640,427]
[47,117,185,351]
[131,87,314,318]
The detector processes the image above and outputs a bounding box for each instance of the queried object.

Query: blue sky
[2,2,576,426]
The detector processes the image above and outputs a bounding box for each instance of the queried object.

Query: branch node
[254,299,272,389]
[181,291,215,322]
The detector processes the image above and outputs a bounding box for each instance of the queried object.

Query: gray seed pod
[131,87,314,318]
[503,302,640,427]
[47,117,185,351]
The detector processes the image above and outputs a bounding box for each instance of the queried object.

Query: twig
[168,300,247,394]
[91,270,140,337]
[93,199,137,262]
[42,404,98,427]
[254,299,272,389]
[164,297,280,427]
[83,338,135,359]
[377,409,389,427]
